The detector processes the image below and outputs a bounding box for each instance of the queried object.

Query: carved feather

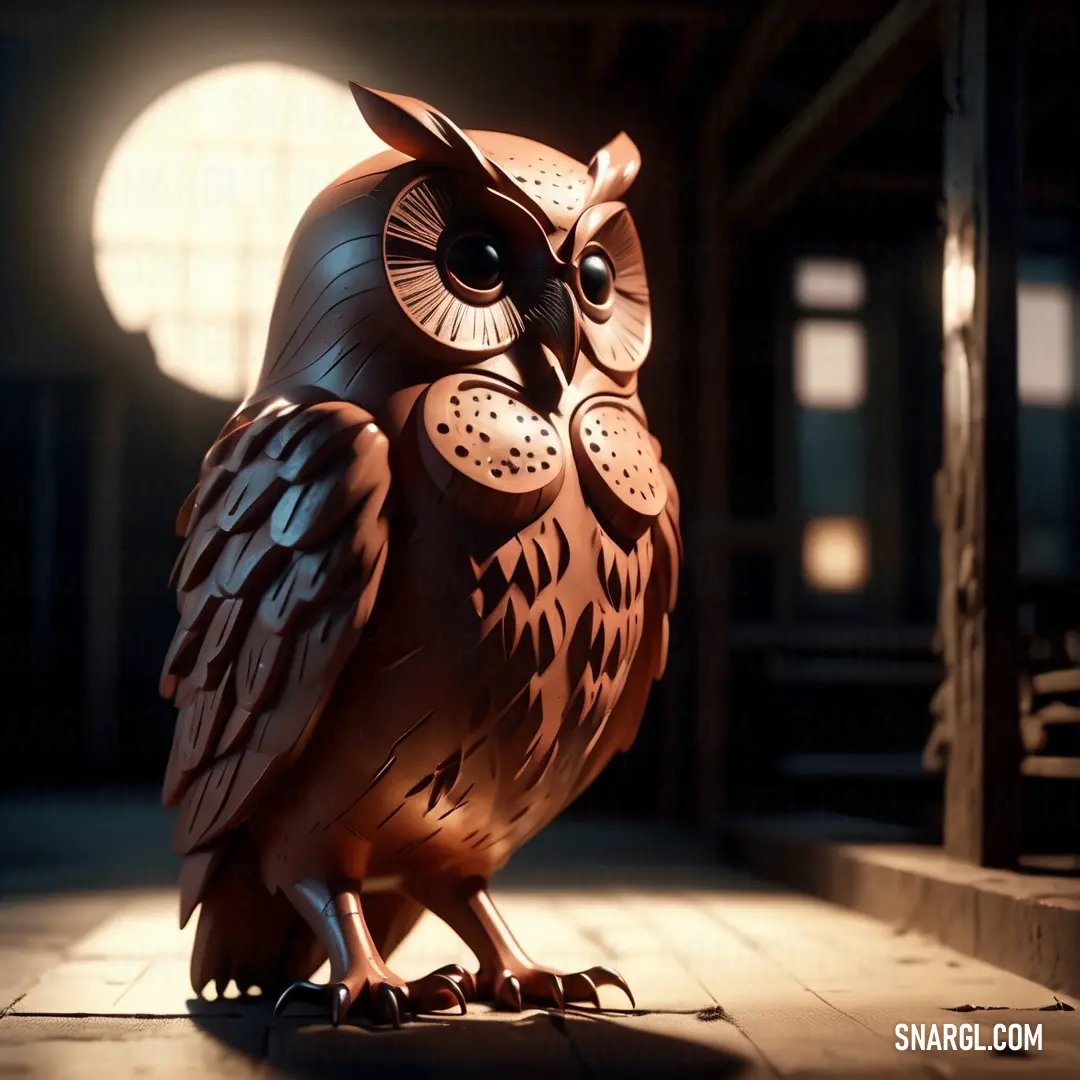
[160,399,392,858]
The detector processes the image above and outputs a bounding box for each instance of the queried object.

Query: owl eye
[442,231,505,299]
[579,250,615,307]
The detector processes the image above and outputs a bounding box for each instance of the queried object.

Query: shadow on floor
[191,1000,751,1080]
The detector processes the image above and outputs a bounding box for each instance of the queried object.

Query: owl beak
[520,279,580,386]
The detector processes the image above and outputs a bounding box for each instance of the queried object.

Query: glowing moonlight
[92,62,386,400]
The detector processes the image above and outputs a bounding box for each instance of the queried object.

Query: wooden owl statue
[160,83,682,1028]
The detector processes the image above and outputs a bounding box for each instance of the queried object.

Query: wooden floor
[2,796,1080,1078]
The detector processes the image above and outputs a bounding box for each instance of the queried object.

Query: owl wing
[614,456,682,740]
[567,456,682,803]
[647,459,682,666]
[160,396,391,859]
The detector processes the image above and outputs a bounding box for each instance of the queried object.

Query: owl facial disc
[418,374,566,530]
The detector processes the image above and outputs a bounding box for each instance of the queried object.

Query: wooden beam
[728,0,939,230]
[284,0,738,20]
[825,167,939,197]
[937,0,1023,868]
[1021,757,1080,780]
[709,0,821,138]
[0,0,761,26]
[812,0,903,22]
[822,167,1080,211]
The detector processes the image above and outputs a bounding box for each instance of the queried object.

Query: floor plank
[698,889,1080,1077]
[71,892,194,961]
[728,816,1080,1002]
[625,891,945,1078]
[0,892,125,1010]
[5,809,1080,1077]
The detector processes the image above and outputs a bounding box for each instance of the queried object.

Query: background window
[802,517,870,593]
[794,258,866,310]
[1017,269,1079,576]
[793,319,867,409]
[92,62,387,402]
[1018,283,1074,406]
[791,256,871,598]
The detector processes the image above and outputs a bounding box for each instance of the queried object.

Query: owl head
[254,85,650,424]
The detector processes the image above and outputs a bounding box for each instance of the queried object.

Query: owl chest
[324,463,657,867]
[458,506,654,852]
[412,372,667,544]
[461,454,657,762]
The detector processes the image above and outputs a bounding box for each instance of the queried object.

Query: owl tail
[187,842,427,997]
[188,842,323,998]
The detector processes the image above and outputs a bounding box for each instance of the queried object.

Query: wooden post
[84,372,124,772]
[938,0,1023,866]
[688,0,812,831]
[31,380,58,676]
[693,121,731,834]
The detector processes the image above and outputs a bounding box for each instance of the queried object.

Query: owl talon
[329,983,351,1027]
[273,980,319,1016]
[486,964,633,1011]
[579,965,635,1009]
[543,972,566,1012]
[433,964,477,1002]
[274,969,468,1027]
[496,974,523,1012]
[408,972,468,1015]
[375,982,402,1029]
[563,971,601,1010]
[273,980,353,1024]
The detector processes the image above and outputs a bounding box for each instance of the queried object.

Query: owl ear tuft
[349,83,498,184]
[585,132,641,206]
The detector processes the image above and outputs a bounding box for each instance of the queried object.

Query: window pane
[1019,407,1070,524]
[794,258,865,310]
[797,409,865,516]
[1018,283,1074,405]
[1020,527,1069,577]
[802,517,870,593]
[794,319,867,409]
